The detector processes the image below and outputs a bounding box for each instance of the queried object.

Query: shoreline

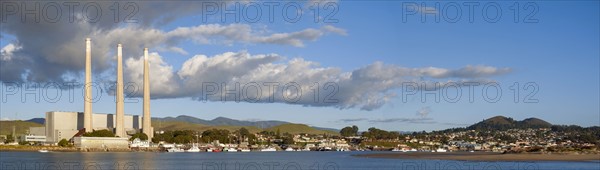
[354,152,600,162]
[3,145,600,162]
[0,145,159,152]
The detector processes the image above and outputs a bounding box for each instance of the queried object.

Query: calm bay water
[0,151,598,170]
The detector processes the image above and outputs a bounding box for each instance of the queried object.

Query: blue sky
[1,1,598,131]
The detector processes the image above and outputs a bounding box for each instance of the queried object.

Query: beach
[355,152,600,162]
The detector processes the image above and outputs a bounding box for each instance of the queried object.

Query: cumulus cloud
[117,51,510,110]
[0,1,510,111]
[0,0,346,84]
[0,22,344,84]
[124,52,180,98]
[1,43,21,61]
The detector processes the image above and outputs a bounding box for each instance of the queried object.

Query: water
[0,151,598,170]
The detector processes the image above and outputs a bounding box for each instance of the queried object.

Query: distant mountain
[153,115,289,129]
[467,116,552,130]
[14,115,339,135]
[311,126,340,132]
[26,118,45,124]
[152,115,338,135]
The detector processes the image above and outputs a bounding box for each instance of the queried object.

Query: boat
[38,149,49,153]
[391,148,401,152]
[337,148,349,152]
[186,143,201,152]
[240,148,251,152]
[167,147,185,152]
[435,148,447,152]
[206,148,213,152]
[223,147,237,152]
[285,147,295,151]
[260,147,276,152]
[318,147,332,151]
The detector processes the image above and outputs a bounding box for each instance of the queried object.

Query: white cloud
[121,51,511,110]
[124,52,180,98]
[1,43,21,61]
[321,25,348,36]
[0,23,344,83]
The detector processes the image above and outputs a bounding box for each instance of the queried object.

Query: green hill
[467,116,552,130]
[0,121,43,136]
[153,120,209,131]
[153,120,337,135]
[152,120,263,133]
[265,124,339,135]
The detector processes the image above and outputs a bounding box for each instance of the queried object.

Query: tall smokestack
[115,44,125,137]
[84,38,93,132]
[143,48,153,140]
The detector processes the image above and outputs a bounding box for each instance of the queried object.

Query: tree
[83,129,115,137]
[58,139,69,147]
[282,134,294,145]
[4,134,15,144]
[340,125,359,137]
[247,134,258,145]
[239,127,250,137]
[340,127,354,137]
[201,129,230,144]
[362,127,399,140]
[130,132,148,141]
[173,135,193,144]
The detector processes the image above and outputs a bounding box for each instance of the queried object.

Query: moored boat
[260,147,276,152]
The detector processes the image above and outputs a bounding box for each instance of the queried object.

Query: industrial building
[44,111,146,143]
[25,39,154,147]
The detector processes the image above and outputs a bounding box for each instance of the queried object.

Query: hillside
[26,118,45,124]
[7,115,338,136]
[153,115,289,128]
[153,119,333,135]
[265,124,339,135]
[0,121,43,136]
[152,120,262,133]
[467,116,552,130]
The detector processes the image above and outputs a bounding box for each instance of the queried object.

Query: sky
[0,1,598,131]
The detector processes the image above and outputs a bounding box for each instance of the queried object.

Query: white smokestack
[115,44,125,137]
[84,38,93,132]
[143,48,153,141]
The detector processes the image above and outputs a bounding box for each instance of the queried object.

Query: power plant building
[44,111,145,143]
[35,38,154,145]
